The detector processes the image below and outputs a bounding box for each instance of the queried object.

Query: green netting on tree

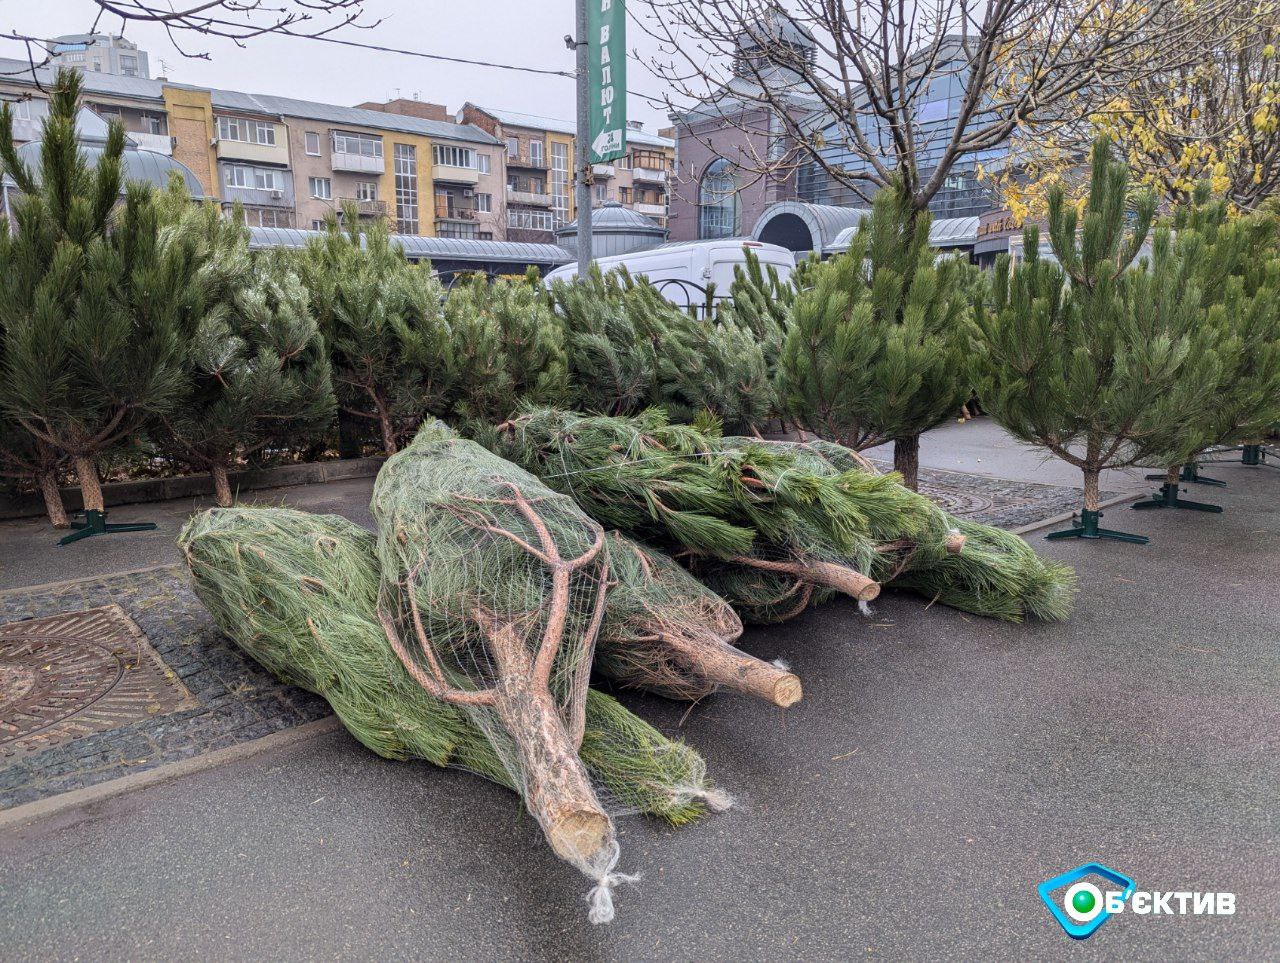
[600,530,801,706]
[179,505,728,921]
[371,419,634,915]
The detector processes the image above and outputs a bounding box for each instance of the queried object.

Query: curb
[0,716,342,836]
[0,457,384,522]
[1010,491,1145,536]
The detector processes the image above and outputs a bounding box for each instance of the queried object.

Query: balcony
[331,151,385,174]
[632,166,668,184]
[636,202,667,217]
[432,163,480,186]
[341,197,388,218]
[506,188,552,208]
[435,207,478,221]
[215,137,290,167]
[10,116,41,143]
[507,155,548,171]
[129,131,172,155]
[592,163,615,179]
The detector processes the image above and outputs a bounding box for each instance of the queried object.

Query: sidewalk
[0,458,1275,958]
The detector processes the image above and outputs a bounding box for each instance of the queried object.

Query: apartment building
[589,123,676,228]
[49,34,150,79]
[359,99,503,240]
[0,58,499,238]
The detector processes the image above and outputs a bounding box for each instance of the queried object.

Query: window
[354,181,378,202]
[477,153,491,174]
[437,222,480,240]
[304,131,321,155]
[476,192,492,213]
[331,131,383,158]
[13,100,33,120]
[120,55,138,77]
[506,136,518,158]
[218,116,276,146]
[506,209,554,231]
[479,231,493,240]
[141,113,162,135]
[309,176,332,199]
[593,184,608,204]
[311,219,327,231]
[698,158,738,239]
[225,165,282,191]
[432,145,475,169]
[240,207,293,228]
[618,186,631,204]
[394,143,419,234]
[530,139,544,167]
[551,141,570,227]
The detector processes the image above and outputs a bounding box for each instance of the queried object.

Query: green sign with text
[587,0,626,163]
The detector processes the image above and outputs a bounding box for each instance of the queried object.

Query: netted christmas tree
[971,138,1221,542]
[1133,188,1280,511]
[371,420,636,918]
[495,408,1070,624]
[153,203,334,506]
[0,69,202,541]
[776,184,971,489]
[297,209,450,455]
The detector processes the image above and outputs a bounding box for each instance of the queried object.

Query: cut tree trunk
[211,463,234,508]
[484,616,613,867]
[729,555,880,602]
[36,467,69,528]
[657,629,802,707]
[1165,467,1179,486]
[73,455,105,513]
[893,434,921,491]
[1083,467,1101,513]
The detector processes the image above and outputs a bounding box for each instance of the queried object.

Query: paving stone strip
[0,469,1106,810]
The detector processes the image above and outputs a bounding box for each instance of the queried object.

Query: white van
[544,239,796,309]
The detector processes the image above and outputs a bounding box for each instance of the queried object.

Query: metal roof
[554,202,666,237]
[0,57,497,146]
[752,201,871,251]
[824,215,982,254]
[10,141,207,198]
[471,104,674,148]
[246,227,572,266]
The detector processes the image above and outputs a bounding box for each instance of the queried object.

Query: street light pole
[575,0,592,275]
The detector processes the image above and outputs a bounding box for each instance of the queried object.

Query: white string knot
[857,600,874,617]
[586,840,640,925]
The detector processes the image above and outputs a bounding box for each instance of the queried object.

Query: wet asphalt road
[0,455,1276,960]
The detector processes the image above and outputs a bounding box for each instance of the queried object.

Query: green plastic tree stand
[58,509,158,546]
[1131,482,1223,513]
[1045,509,1149,544]
[1146,463,1225,487]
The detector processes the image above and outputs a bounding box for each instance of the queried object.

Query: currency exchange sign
[587,0,626,163]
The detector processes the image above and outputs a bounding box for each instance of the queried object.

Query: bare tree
[637,0,1255,218]
[3,1,372,75]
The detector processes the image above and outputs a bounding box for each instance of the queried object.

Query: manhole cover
[0,605,195,760]
[917,484,996,516]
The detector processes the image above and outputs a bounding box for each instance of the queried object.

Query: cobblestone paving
[0,567,326,809]
[0,468,1099,810]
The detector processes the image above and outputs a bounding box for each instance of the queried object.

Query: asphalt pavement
[0,447,1275,960]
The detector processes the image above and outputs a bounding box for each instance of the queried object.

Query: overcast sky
[0,0,679,131]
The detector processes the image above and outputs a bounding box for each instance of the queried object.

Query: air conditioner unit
[210,138,218,147]
[463,189,474,197]
[270,189,283,199]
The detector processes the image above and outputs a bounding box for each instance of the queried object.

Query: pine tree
[1135,189,1280,508]
[775,184,971,489]
[297,209,450,455]
[443,275,568,425]
[971,138,1220,542]
[155,204,335,506]
[0,69,191,538]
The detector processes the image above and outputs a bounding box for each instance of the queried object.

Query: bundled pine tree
[297,208,450,454]
[971,139,1220,542]
[155,205,335,506]
[443,275,568,424]
[0,70,198,540]
[776,184,971,489]
[1133,189,1280,511]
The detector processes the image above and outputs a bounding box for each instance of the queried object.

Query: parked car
[544,239,796,311]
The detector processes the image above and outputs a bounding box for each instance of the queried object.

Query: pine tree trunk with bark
[74,455,105,513]
[894,434,921,491]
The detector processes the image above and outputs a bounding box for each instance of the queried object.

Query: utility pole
[575,0,592,275]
